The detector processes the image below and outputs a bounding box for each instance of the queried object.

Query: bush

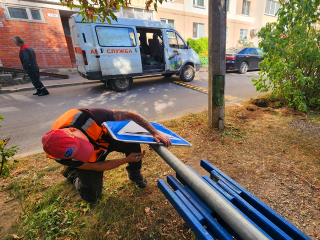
[252,0,320,111]
[187,37,208,57]
[0,115,18,178]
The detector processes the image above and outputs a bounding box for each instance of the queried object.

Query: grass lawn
[0,98,319,240]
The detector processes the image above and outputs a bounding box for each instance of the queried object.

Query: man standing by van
[14,36,49,96]
[42,108,172,202]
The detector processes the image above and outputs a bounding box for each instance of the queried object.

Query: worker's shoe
[38,87,49,96]
[128,169,149,188]
[62,166,78,184]
[33,88,42,95]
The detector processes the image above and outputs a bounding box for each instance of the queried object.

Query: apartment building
[156,0,280,48]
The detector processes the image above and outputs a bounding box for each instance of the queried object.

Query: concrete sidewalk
[0,74,100,94]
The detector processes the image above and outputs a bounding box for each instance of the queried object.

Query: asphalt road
[0,70,264,156]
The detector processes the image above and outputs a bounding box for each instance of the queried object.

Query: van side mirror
[187,41,190,49]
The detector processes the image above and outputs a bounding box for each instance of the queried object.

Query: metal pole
[208,0,226,129]
[151,145,268,240]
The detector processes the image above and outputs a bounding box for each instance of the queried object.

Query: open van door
[163,30,189,73]
[91,25,142,79]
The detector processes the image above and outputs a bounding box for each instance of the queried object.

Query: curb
[0,80,101,94]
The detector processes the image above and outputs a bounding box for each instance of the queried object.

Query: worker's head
[13,36,24,47]
[42,128,94,162]
[173,49,178,55]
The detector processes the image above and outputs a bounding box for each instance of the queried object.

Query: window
[7,6,43,21]
[193,0,205,7]
[123,9,134,18]
[134,9,144,19]
[161,19,175,29]
[161,19,175,38]
[265,0,281,16]
[227,0,230,12]
[193,23,205,39]
[248,48,257,55]
[239,48,248,54]
[122,7,153,20]
[96,27,136,47]
[256,48,264,55]
[167,31,186,49]
[242,0,251,16]
[240,29,248,41]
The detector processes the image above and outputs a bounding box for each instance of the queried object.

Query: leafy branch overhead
[60,0,166,24]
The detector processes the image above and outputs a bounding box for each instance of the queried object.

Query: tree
[252,0,320,111]
[60,0,166,24]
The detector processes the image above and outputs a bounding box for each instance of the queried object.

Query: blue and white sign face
[103,121,191,146]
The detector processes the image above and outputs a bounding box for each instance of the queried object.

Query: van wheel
[180,65,195,82]
[110,77,133,92]
[162,73,173,78]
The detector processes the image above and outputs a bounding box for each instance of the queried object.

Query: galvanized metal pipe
[151,145,269,240]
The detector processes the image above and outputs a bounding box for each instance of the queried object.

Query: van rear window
[96,26,136,47]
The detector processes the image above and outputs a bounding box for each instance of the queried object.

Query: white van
[69,14,201,92]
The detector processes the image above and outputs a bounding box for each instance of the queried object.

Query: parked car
[226,47,264,74]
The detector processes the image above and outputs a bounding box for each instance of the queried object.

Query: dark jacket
[19,45,38,70]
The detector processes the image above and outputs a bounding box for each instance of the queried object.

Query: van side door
[163,30,189,72]
[91,25,142,77]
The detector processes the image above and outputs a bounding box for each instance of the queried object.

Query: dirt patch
[251,98,273,107]
[289,119,320,136]
[0,191,20,239]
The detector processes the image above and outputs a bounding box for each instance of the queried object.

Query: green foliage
[187,37,209,57]
[0,116,18,178]
[253,0,320,111]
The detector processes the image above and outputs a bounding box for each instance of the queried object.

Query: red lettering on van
[105,49,134,54]
[90,49,98,54]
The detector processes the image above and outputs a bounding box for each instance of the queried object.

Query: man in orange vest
[42,108,172,202]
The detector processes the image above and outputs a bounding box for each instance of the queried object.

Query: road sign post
[208,0,226,129]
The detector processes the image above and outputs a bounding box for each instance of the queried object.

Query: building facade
[156,0,280,48]
[0,0,279,70]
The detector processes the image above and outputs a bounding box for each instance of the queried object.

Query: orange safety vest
[48,109,109,162]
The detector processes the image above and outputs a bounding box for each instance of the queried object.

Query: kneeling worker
[42,108,172,202]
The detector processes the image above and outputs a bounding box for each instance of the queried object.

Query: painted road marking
[173,80,241,102]
[0,107,20,113]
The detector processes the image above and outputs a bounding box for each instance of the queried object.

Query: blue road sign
[103,121,191,146]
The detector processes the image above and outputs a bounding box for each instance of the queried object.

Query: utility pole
[208,0,226,129]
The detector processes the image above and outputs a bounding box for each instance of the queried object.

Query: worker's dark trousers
[64,136,142,202]
[26,66,44,90]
